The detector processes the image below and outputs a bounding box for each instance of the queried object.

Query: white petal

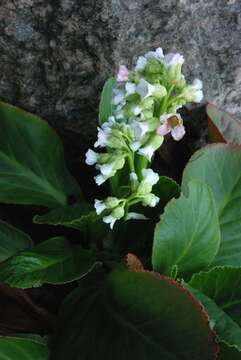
[138,145,154,161]
[135,56,147,71]
[113,91,125,105]
[130,141,141,151]
[125,82,136,96]
[85,149,98,165]
[94,174,106,186]
[163,53,184,67]
[103,215,116,229]
[192,78,203,90]
[171,125,186,141]
[193,90,204,103]
[136,79,155,99]
[99,164,113,176]
[94,199,106,215]
[142,168,159,185]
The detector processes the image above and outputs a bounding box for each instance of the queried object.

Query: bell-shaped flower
[125,82,136,96]
[163,53,184,68]
[94,127,111,148]
[142,168,159,186]
[136,79,156,99]
[94,199,106,215]
[117,65,129,82]
[182,79,203,103]
[85,149,98,165]
[138,134,164,161]
[157,113,185,141]
[113,89,125,105]
[135,56,147,71]
[103,214,116,229]
[145,47,164,61]
[142,193,160,207]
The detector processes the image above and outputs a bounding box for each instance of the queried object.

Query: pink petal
[157,123,171,136]
[171,125,185,141]
[117,65,129,82]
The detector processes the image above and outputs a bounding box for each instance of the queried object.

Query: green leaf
[186,283,241,352]
[0,220,33,262]
[189,267,241,333]
[182,144,241,266]
[207,103,241,145]
[99,78,116,124]
[33,204,110,245]
[33,204,94,231]
[51,267,218,360]
[0,335,48,360]
[152,180,220,278]
[0,101,82,208]
[0,237,99,288]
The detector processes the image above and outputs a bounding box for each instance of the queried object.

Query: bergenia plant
[86,48,203,228]
[0,48,240,360]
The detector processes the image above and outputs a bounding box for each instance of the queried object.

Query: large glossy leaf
[0,220,33,262]
[0,237,98,288]
[186,284,241,352]
[99,78,116,124]
[182,144,241,266]
[189,267,241,329]
[0,335,48,360]
[152,180,220,278]
[33,204,93,231]
[51,267,218,360]
[0,101,81,208]
[207,103,241,145]
[33,204,109,246]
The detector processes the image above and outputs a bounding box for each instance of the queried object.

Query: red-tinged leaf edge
[123,254,219,359]
[207,103,241,144]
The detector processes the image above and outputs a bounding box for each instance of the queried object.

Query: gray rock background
[0,0,241,156]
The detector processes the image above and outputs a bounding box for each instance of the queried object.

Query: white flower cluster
[86,47,204,228]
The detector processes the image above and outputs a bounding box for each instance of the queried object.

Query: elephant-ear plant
[0,47,240,359]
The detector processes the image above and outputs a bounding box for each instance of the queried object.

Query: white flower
[94,174,107,186]
[85,149,98,165]
[126,212,148,220]
[103,215,116,229]
[145,47,164,61]
[138,144,154,161]
[94,127,110,148]
[94,199,106,215]
[130,141,141,151]
[142,168,159,186]
[142,194,160,207]
[125,82,136,96]
[136,79,155,99]
[97,163,113,176]
[192,78,203,90]
[117,65,129,82]
[163,53,184,67]
[135,56,147,71]
[130,120,149,140]
[113,90,125,105]
[193,90,203,103]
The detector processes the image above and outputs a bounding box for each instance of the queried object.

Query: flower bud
[104,197,120,208]
[142,193,160,207]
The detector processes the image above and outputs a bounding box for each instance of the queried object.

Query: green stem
[160,84,175,115]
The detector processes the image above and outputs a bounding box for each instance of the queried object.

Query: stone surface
[0,0,241,156]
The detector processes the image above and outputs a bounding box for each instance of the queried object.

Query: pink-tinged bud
[117,65,129,82]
